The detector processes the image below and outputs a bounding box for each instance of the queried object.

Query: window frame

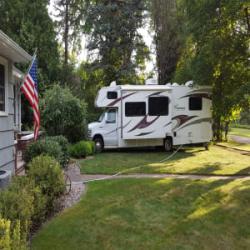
[125,102,146,117]
[148,96,169,116]
[0,56,8,116]
[189,96,202,111]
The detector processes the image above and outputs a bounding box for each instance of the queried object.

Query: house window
[149,96,169,116]
[107,91,117,99]
[125,102,146,117]
[189,97,202,110]
[0,64,5,112]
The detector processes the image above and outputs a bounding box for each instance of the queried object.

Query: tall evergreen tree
[0,0,60,86]
[151,0,180,84]
[84,0,149,85]
[54,0,85,66]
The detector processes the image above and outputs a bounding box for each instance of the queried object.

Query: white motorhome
[88,79,212,152]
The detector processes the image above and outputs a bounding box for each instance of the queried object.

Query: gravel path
[230,135,250,144]
[61,163,86,209]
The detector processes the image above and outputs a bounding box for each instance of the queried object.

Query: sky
[48,1,155,74]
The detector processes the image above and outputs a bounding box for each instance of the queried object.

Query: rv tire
[164,138,173,152]
[94,137,104,153]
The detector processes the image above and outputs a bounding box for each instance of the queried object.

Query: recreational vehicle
[88,79,212,152]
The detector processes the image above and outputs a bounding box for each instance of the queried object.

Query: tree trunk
[152,0,180,84]
[64,0,69,66]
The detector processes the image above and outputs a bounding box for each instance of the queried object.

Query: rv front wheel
[94,137,104,153]
[164,138,173,152]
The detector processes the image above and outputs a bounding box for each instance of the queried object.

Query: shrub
[40,85,87,143]
[24,139,64,167]
[46,135,70,167]
[0,177,35,232]
[27,155,65,212]
[0,218,27,250]
[68,141,95,158]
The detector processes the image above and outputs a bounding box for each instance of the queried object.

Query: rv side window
[189,97,202,110]
[149,97,169,116]
[125,102,146,117]
[107,91,117,99]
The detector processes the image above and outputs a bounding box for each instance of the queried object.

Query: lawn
[80,146,250,175]
[230,127,250,138]
[32,178,250,250]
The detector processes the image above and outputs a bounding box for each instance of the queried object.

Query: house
[0,30,32,174]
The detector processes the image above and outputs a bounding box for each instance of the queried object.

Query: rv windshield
[98,112,105,122]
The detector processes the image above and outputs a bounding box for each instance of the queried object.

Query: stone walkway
[80,173,250,183]
[230,135,250,144]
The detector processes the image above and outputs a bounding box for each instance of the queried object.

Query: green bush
[68,141,95,158]
[24,139,64,167]
[0,217,27,250]
[40,85,87,143]
[27,155,65,212]
[0,177,35,231]
[46,135,70,167]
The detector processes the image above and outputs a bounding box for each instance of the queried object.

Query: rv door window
[107,91,117,99]
[189,97,202,110]
[149,97,169,116]
[125,102,146,117]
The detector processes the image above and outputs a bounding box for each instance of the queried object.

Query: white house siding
[0,60,15,172]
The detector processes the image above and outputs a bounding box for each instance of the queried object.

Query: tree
[150,0,181,84]
[84,0,150,85]
[174,0,250,141]
[54,0,85,66]
[0,0,60,86]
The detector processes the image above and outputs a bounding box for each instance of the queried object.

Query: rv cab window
[189,97,202,110]
[107,91,117,99]
[125,102,146,117]
[106,109,116,123]
[149,97,169,116]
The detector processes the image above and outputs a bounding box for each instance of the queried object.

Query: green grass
[229,127,250,138]
[80,146,250,175]
[32,178,250,250]
[217,140,250,151]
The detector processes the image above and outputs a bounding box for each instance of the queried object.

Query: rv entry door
[103,108,118,146]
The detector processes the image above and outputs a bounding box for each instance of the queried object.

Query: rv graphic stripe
[108,92,136,107]
[172,115,197,130]
[128,115,160,132]
[176,117,212,130]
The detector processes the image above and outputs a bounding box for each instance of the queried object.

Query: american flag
[21,56,40,140]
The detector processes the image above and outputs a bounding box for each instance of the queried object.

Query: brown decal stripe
[180,93,212,100]
[135,131,154,136]
[172,115,197,130]
[108,92,135,106]
[164,121,172,127]
[128,115,160,132]
[176,117,212,130]
[105,120,132,135]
